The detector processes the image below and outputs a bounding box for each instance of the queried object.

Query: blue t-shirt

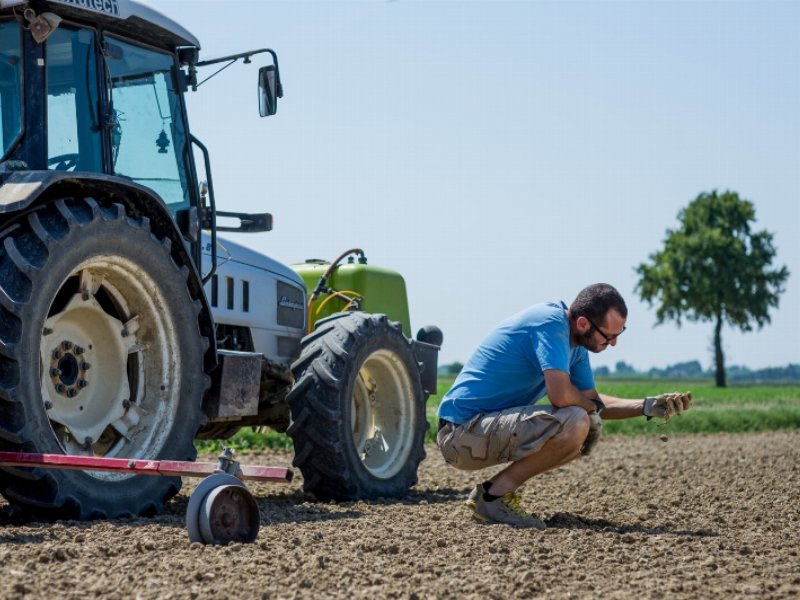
[437,301,596,424]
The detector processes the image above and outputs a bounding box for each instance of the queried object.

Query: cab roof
[2,0,200,53]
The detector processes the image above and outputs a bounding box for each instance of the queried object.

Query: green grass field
[426,377,800,440]
[197,377,800,453]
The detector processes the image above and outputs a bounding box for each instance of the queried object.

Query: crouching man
[436,283,692,528]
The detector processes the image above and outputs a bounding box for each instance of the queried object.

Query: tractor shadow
[169,490,365,527]
[0,490,363,540]
[0,531,49,545]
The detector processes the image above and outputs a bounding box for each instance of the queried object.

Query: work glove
[580,411,603,456]
[643,391,693,420]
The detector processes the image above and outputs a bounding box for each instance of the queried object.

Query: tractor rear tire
[287,312,427,500]
[0,197,208,520]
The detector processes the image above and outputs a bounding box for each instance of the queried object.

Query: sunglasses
[585,315,626,343]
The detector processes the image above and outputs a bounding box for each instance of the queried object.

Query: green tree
[594,365,611,377]
[615,361,637,375]
[635,190,789,387]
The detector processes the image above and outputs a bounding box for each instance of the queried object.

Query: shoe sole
[472,507,547,529]
[472,512,490,524]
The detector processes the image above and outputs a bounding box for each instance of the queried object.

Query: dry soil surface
[0,430,798,599]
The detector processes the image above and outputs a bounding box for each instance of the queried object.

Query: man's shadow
[544,511,718,538]
[371,487,719,539]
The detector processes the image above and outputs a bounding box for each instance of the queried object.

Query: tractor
[0,0,441,520]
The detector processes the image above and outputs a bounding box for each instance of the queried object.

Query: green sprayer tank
[291,258,412,337]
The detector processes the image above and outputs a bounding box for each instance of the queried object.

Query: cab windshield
[105,36,191,210]
[0,21,22,160]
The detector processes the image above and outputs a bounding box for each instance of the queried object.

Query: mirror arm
[193,49,281,93]
[196,48,270,68]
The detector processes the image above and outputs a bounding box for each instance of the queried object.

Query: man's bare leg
[487,410,589,496]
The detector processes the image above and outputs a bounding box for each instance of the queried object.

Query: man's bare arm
[543,371,690,420]
[594,394,646,419]
[544,368,645,418]
[543,369,597,413]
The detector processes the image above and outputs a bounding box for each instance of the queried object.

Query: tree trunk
[714,315,726,388]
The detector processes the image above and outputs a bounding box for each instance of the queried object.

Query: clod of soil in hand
[660,435,669,442]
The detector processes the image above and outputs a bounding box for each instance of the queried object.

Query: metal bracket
[216,447,243,478]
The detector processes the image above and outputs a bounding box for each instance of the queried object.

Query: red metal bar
[0,451,293,483]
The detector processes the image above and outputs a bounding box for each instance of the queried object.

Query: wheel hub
[40,291,131,448]
[49,340,89,398]
[351,349,415,479]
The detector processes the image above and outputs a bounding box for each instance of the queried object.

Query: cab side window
[46,27,102,172]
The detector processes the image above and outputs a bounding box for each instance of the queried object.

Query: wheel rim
[351,349,415,479]
[39,256,181,480]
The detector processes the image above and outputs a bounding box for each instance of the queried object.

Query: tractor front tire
[0,197,208,520]
[287,312,427,500]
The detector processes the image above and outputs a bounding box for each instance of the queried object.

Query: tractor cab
[0,0,280,261]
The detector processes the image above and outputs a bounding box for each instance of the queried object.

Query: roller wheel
[287,312,427,500]
[186,473,259,545]
[0,197,208,519]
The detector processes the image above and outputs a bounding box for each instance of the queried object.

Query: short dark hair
[569,283,627,323]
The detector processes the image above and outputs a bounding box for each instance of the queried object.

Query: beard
[578,328,606,353]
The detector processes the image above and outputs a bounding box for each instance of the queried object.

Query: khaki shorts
[436,404,584,471]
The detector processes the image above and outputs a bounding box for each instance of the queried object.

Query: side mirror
[259,65,278,117]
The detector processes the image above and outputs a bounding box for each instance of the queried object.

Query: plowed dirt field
[1,430,798,599]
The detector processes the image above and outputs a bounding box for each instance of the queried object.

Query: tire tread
[287,311,426,501]
[0,197,208,520]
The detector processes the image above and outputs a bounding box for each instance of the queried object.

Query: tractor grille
[277,281,305,329]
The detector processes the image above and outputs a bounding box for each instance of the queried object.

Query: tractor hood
[202,234,304,288]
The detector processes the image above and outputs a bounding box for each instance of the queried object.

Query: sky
[146,0,799,372]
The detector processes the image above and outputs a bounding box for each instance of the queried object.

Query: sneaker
[465,484,482,509]
[473,490,546,529]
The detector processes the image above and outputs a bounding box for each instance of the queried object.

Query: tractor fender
[0,170,217,371]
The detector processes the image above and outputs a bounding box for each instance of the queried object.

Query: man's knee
[553,406,590,447]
